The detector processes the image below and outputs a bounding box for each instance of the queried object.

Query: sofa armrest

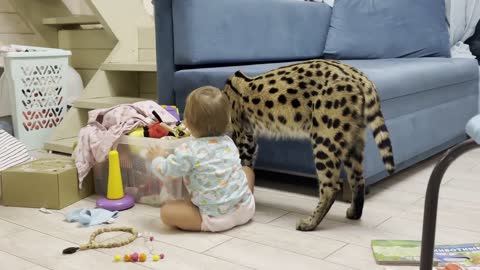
[153,0,175,104]
[172,0,332,66]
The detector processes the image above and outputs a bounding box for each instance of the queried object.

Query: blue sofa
[152,0,479,186]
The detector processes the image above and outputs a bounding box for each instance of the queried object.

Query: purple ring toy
[96,194,135,211]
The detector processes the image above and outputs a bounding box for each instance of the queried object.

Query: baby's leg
[242,166,255,193]
[160,200,202,231]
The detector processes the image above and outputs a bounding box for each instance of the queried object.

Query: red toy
[145,123,169,138]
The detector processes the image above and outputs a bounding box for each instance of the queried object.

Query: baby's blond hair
[184,86,230,137]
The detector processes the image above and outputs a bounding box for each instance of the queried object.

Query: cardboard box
[1,158,93,209]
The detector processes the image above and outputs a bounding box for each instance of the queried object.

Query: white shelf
[101,62,156,72]
[74,96,149,110]
[44,137,77,154]
[43,15,100,26]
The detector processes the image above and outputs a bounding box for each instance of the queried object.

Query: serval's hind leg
[343,124,366,220]
[296,132,343,231]
[230,104,258,167]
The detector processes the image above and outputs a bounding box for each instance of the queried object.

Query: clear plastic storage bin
[93,135,191,206]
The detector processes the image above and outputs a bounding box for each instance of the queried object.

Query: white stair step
[101,62,156,72]
[74,96,149,110]
[43,15,100,26]
[44,137,77,154]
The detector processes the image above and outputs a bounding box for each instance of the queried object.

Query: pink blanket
[72,100,177,187]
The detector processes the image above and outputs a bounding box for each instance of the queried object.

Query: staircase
[10,0,158,154]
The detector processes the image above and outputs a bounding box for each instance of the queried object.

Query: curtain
[323,0,335,6]
[446,0,480,45]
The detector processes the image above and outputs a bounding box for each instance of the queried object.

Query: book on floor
[371,240,430,266]
[384,265,475,270]
[372,240,480,269]
[434,243,480,269]
[386,264,480,270]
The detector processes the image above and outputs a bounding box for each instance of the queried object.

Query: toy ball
[153,255,160,261]
[160,253,165,260]
[123,254,131,262]
[114,255,121,262]
[139,253,147,262]
[131,252,139,262]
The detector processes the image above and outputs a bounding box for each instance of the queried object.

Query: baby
[147,86,255,232]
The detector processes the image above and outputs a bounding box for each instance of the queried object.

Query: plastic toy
[128,108,189,140]
[128,123,169,139]
[114,234,164,263]
[160,121,191,138]
[96,150,135,211]
[161,105,180,121]
[116,253,164,263]
[152,110,191,138]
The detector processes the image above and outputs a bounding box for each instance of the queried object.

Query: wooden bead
[131,252,139,262]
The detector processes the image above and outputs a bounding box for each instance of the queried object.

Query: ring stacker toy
[96,150,135,211]
[62,227,138,254]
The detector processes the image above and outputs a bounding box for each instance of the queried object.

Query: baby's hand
[146,144,169,160]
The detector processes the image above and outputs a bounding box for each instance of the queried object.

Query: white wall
[62,0,93,15]
[0,0,44,48]
[0,0,97,48]
[62,0,153,16]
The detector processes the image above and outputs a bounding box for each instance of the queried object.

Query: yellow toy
[128,127,144,137]
[107,150,123,200]
[96,150,135,211]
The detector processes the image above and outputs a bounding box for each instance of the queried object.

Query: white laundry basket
[2,45,71,150]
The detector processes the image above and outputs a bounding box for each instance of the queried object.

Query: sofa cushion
[172,0,331,65]
[323,0,451,59]
[175,58,478,113]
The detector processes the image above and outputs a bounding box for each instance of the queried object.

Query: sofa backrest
[172,0,332,66]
